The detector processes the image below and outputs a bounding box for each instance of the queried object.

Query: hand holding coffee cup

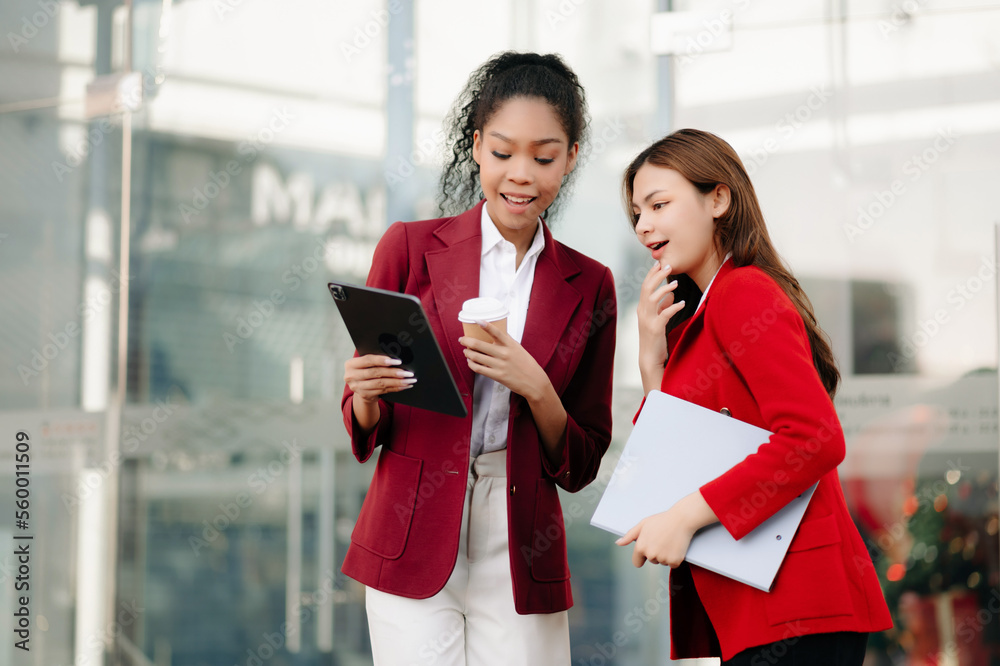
[458,297,508,343]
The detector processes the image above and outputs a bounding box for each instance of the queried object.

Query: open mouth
[650,241,668,250]
[501,193,536,206]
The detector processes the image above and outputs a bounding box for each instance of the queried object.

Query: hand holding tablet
[329,282,467,418]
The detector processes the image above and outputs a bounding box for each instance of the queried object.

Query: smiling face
[472,96,579,248]
[631,164,729,291]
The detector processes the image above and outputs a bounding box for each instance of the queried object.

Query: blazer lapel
[424,203,483,395]
[424,208,584,396]
[670,258,736,355]
[521,223,582,382]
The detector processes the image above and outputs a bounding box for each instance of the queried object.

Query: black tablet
[328,282,467,418]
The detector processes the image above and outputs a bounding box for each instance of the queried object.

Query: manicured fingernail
[475,320,487,327]
[679,300,686,305]
[402,378,417,384]
[387,358,402,365]
[397,370,414,378]
[669,280,678,287]
[662,264,671,271]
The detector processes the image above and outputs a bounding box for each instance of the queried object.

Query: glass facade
[1,1,998,664]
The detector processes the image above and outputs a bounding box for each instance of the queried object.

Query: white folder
[591,390,817,592]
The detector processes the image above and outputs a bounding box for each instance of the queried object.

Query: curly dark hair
[436,51,590,221]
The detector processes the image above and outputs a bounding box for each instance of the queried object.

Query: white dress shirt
[470,205,545,457]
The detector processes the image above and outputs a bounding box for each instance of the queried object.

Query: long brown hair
[622,129,840,397]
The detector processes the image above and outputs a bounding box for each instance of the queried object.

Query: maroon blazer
[644,259,892,660]
[340,201,616,614]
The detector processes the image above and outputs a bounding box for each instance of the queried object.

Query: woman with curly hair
[341,51,617,665]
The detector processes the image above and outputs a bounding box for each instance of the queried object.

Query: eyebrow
[632,189,668,207]
[488,131,564,147]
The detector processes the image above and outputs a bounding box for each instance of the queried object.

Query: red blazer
[340,201,616,614]
[646,259,892,660]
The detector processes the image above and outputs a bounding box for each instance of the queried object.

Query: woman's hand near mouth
[637,262,685,395]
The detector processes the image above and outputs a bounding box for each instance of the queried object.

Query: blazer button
[509,484,516,495]
[720,407,732,417]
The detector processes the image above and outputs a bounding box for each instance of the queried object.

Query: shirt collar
[480,204,545,259]
[696,252,733,313]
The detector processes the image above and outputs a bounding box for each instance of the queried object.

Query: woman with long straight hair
[616,128,892,665]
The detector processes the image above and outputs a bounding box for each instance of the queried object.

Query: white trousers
[365,449,570,666]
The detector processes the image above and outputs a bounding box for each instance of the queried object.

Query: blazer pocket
[351,448,423,560]
[764,513,853,626]
[527,481,570,582]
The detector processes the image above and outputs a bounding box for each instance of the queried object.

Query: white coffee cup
[458,297,508,343]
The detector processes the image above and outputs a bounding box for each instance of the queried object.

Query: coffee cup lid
[458,297,508,323]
